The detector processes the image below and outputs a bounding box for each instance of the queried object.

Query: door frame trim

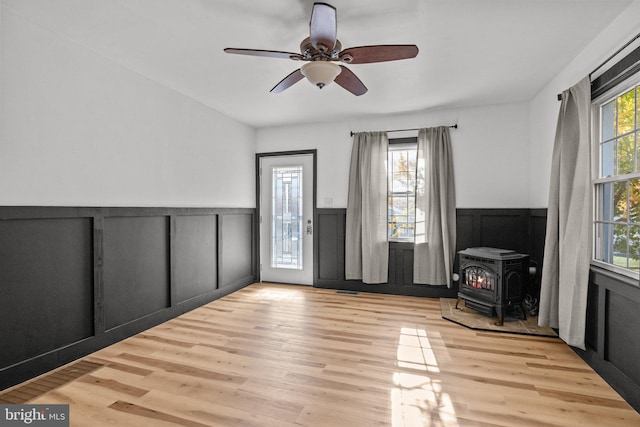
[255,150,317,285]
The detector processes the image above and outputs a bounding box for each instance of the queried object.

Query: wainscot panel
[577,267,640,412]
[0,206,256,391]
[315,209,345,285]
[219,213,255,289]
[0,217,93,369]
[104,216,170,330]
[175,215,218,303]
[607,291,640,386]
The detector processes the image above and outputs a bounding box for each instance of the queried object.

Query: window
[388,141,417,241]
[593,77,640,276]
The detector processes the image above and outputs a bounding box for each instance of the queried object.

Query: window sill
[590,261,639,288]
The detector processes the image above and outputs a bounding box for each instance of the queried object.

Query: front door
[259,153,314,285]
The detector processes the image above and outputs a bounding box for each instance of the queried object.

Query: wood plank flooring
[2,283,639,426]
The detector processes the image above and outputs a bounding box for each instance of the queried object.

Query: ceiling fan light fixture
[301,61,342,89]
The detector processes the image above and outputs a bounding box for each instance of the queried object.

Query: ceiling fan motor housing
[300,37,342,61]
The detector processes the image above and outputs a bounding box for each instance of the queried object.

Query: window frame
[591,71,640,280]
[387,137,418,242]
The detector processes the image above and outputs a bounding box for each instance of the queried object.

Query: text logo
[0,405,69,426]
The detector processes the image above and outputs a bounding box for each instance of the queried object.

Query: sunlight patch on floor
[392,328,459,427]
[254,288,304,303]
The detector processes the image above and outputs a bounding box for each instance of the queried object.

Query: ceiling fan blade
[339,45,419,64]
[334,66,367,96]
[224,48,303,60]
[271,69,305,93]
[309,2,337,51]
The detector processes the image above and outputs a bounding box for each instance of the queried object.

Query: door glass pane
[271,166,303,269]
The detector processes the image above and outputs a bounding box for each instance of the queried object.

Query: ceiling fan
[224,2,419,96]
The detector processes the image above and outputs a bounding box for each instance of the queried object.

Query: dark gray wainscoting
[0,206,256,391]
[314,208,544,298]
[579,267,640,411]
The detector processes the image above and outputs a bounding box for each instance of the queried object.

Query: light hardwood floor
[2,283,639,426]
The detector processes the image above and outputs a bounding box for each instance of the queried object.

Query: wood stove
[456,247,529,325]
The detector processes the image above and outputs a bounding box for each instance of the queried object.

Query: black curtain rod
[350,124,457,137]
[557,31,640,101]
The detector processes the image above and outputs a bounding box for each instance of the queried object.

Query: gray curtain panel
[345,132,389,283]
[413,127,456,286]
[538,77,591,350]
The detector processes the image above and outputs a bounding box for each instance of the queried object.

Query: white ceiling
[2,0,634,128]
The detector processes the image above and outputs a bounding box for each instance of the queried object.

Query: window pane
[407,173,416,191]
[630,225,640,270]
[390,196,409,216]
[613,181,628,222]
[391,222,412,239]
[613,224,629,268]
[630,178,640,223]
[601,183,614,222]
[597,223,614,264]
[637,86,640,130]
[387,151,394,189]
[617,88,635,135]
[617,133,635,175]
[601,140,615,177]
[392,172,409,192]
[389,196,414,239]
[637,131,640,172]
[407,195,415,217]
[602,100,616,141]
[393,151,408,173]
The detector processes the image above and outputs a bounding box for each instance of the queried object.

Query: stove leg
[455,296,463,310]
[495,307,504,326]
[521,302,527,320]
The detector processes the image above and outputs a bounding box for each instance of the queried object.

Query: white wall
[528,0,640,208]
[257,102,530,209]
[0,6,256,207]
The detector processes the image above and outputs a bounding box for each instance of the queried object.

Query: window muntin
[594,79,640,275]
[388,143,417,241]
